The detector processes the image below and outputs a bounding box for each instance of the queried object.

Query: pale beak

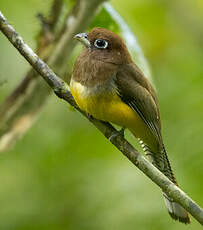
[74,33,91,48]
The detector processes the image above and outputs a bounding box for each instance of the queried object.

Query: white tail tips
[163,193,190,224]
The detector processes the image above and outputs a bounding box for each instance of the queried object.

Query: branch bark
[1,11,203,225]
[0,0,104,151]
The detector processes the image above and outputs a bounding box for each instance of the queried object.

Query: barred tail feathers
[139,139,190,224]
[163,193,190,224]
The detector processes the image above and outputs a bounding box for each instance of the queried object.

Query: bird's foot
[108,127,125,142]
[87,113,94,121]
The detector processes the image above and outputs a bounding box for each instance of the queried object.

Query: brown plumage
[70,27,190,224]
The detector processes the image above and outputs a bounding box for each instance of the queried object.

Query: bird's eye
[94,39,108,49]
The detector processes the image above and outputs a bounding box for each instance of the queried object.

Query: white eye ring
[94,39,108,49]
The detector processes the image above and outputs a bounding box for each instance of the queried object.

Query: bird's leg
[87,113,94,121]
[108,127,125,141]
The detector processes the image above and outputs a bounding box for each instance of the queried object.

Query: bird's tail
[139,140,190,224]
[163,192,190,223]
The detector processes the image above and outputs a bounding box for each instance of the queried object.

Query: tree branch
[1,11,203,225]
[48,0,63,31]
[0,0,104,151]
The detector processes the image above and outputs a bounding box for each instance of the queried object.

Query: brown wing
[115,63,179,182]
[115,63,162,142]
[115,63,178,182]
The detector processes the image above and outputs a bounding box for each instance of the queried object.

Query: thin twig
[0,11,203,225]
[0,0,104,151]
[48,0,63,31]
[0,0,63,128]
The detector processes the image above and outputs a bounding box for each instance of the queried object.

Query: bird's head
[74,27,132,65]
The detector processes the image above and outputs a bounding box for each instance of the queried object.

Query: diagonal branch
[0,0,64,150]
[0,0,104,151]
[0,11,203,225]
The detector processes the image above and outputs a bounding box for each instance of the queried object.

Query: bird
[70,27,190,224]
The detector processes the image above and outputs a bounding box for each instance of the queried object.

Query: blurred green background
[0,0,203,229]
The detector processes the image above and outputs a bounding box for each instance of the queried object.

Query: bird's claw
[108,128,125,141]
[87,113,94,121]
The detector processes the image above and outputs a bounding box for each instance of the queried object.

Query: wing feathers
[115,63,162,142]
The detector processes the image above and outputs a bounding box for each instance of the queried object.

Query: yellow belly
[70,80,153,143]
